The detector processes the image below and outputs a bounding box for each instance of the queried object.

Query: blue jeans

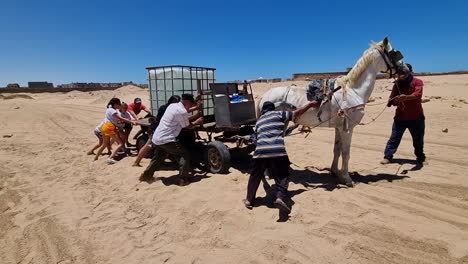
[384,116,425,162]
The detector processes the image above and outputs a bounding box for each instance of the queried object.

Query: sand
[1,76,468,264]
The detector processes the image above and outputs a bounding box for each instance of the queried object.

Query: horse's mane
[335,41,382,89]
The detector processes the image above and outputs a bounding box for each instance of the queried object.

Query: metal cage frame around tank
[146,65,216,120]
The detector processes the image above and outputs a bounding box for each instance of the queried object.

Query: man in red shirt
[128,98,151,119]
[382,63,426,164]
[127,98,151,146]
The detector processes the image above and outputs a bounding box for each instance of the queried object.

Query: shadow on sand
[251,166,410,222]
[230,153,253,174]
[157,173,211,186]
[391,158,424,174]
[138,159,210,186]
[289,166,410,191]
[250,178,296,222]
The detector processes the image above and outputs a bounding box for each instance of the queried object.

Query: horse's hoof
[330,170,338,178]
[337,174,353,187]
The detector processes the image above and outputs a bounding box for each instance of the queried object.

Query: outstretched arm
[292,101,317,121]
[113,113,136,125]
[129,110,138,119]
[188,117,204,127]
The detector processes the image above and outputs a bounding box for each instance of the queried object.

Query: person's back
[152,102,189,145]
[253,110,292,159]
[140,94,197,185]
[244,100,316,213]
[104,107,119,126]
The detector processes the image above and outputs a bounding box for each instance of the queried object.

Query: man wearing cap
[243,100,317,213]
[139,94,203,185]
[381,63,426,165]
[128,98,151,119]
[126,98,152,145]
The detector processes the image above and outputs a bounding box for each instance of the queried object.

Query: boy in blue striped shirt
[244,101,316,213]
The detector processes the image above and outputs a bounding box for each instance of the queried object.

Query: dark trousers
[384,116,425,162]
[246,156,290,203]
[142,141,191,179]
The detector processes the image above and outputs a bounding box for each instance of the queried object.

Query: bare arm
[188,99,203,113]
[185,117,204,128]
[129,110,138,120]
[113,113,136,125]
[292,102,316,121]
[394,81,423,103]
[188,111,202,121]
[394,94,419,102]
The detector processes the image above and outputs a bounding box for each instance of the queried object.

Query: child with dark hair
[117,102,135,152]
[95,98,136,164]
[87,120,112,156]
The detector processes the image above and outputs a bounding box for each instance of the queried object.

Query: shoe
[139,173,153,182]
[380,158,392,165]
[177,178,190,186]
[121,148,128,155]
[242,199,253,210]
[106,158,117,164]
[274,199,291,214]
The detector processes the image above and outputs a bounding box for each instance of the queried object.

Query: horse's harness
[320,47,403,122]
[278,46,404,133]
[378,48,404,78]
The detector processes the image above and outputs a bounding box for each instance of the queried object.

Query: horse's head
[373,37,404,78]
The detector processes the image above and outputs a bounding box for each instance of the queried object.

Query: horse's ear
[383,36,389,47]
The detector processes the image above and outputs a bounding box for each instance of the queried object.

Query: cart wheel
[205,141,231,174]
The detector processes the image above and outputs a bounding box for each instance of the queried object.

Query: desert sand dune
[1,76,468,263]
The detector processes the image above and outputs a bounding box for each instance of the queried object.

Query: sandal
[106,158,117,165]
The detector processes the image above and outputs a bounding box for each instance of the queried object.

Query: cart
[137,65,257,173]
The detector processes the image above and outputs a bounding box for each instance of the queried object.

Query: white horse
[259,37,403,186]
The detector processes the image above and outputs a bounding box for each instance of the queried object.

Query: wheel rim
[207,147,221,170]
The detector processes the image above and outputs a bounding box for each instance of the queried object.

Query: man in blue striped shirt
[244,100,316,213]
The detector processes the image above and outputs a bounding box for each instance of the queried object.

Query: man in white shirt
[140,94,203,185]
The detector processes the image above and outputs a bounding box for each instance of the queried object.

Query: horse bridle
[377,48,404,78]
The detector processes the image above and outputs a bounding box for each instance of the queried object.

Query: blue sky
[1,0,467,87]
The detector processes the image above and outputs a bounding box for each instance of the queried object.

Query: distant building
[292,71,348,81]
[6,83,20,88]
[28,82,54,88]
[251,78,282,83]
[227,78,282,84]
[55,82,134,89]
[291,68,352,81]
